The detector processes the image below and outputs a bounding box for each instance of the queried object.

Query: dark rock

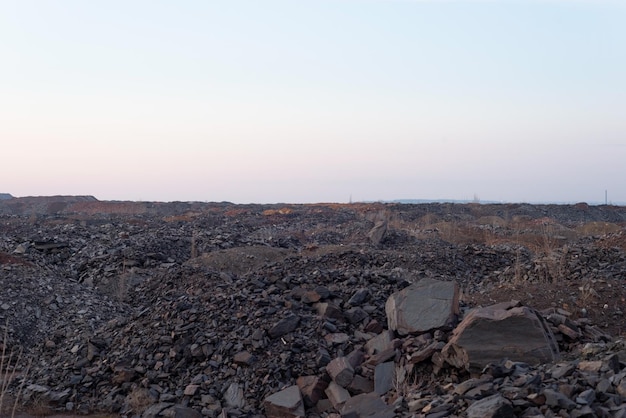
[345,307,368,324]
[347,289,370,306]
[268,315,301,338]
[341,392,394,418]
[466,394,514,418]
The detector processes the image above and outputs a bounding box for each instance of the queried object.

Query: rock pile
[1,200,625,417]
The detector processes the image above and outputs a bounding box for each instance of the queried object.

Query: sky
[1,0,625,204]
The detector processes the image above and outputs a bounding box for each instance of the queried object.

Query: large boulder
[385,278,459,335]
[442,301,559,373]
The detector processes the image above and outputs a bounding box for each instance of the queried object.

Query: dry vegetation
[1,320,31,418]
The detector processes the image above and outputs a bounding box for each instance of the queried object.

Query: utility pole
[605,190,608,205]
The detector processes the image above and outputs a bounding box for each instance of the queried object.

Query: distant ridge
[0,193,13,200]
[384,199,625,206]
[389,199,501,204]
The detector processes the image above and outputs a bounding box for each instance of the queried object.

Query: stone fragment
[184,384,199,396]
[466,394,514,418]
[112,367,136,384]
[263,385,305,418]
[345,307,368,324]
[578,360,602,373]
[385,278,459,335]
[296,376,328,408]
[341,392,394,418]
[325,381,351,410]
[347,374,374,395]
[142,402,174,418]
[364,319,383,334]
[374,362,395,395]
[543,388,577,410]
[268,315,301,338]
[233,350,255,366]
[365,347,396,366]
[326,357,355,387]
[166,405,203,418]
[224,382,245,408]
[315,398,334,414]
[558,323,581,340]
[464,382,495,399]
[317,348,332,367]
[408,341,445,364]
[575,388,596,405]
[453,377,493,396]
[346,349,365,369]
[316,303,344,321]
[301,290,321,304]
[549,363,576,379]
[325,333,350,345]
[368,220,387,246]
[364,330,394,355]
[442,302,559,372]
[314,286,331,299]
[347,289,369,306]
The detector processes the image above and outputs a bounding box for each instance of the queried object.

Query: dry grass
[124,386,153,415]
[1,319,31,418]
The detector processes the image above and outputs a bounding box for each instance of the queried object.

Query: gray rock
[316,302,344,321]
[224,382,245,409]
[345,307,368,324]
[575,388,596,405]
[142,402,174,418]
[162,405,203,418]
[296,376,328,407]
[442,302,559,372]
[327,357,355,387]
[341,392,394,418]
[385,278,459,335]
[325,381,351,410]
[543,388,577,410]
[347,288,370,306]
[268,315,301,338]
[374,361,395,395]
[368,220,387,246]
[263,385,305,418]
[364,330,394,355]
[466,394,514,418]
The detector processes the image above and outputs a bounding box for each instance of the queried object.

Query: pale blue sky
[1,0,625,203]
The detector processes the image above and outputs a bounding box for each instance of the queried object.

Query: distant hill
[0,193,13,200]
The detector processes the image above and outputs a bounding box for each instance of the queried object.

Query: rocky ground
[1,196,626,417]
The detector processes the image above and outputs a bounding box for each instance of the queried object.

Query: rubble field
[1,196,626,418]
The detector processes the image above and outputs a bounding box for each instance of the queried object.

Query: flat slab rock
[341,392,395,418]
[263,385,305,418]
[385,278,459,335]
[443,301,559,372]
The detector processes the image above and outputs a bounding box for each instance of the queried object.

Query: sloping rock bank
[13,270,625,418]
